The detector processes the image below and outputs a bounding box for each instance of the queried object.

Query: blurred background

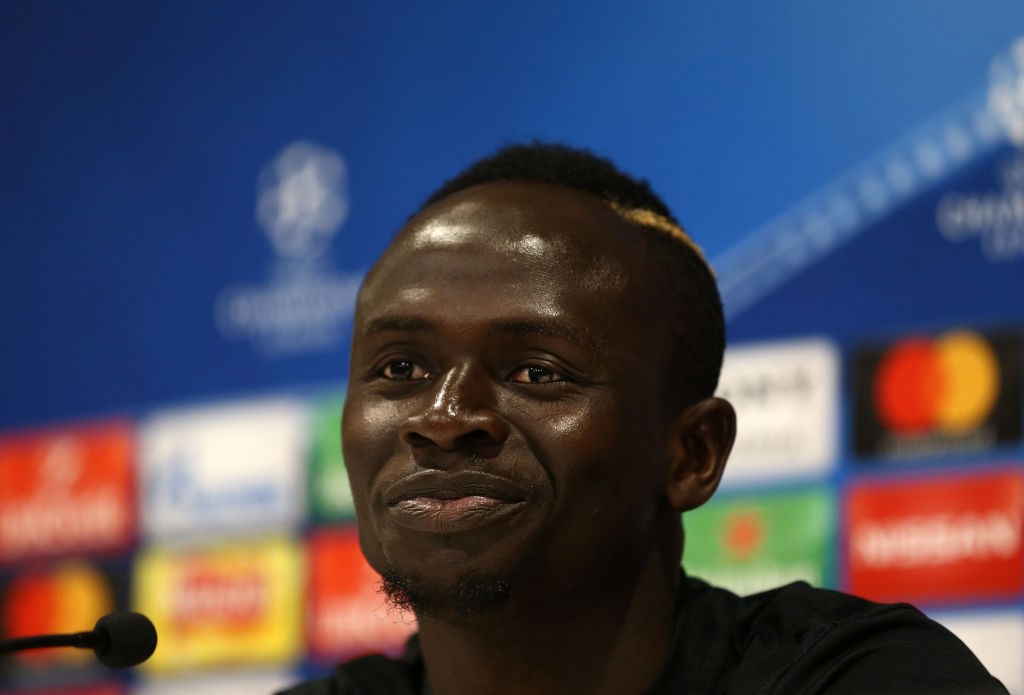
[2,2,1024,692]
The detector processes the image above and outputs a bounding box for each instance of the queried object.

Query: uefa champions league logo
[929,38,1024,262]
[214,141,363,357]
[256,141,349,261]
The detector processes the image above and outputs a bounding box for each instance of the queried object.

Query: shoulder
[677,578,1006,694]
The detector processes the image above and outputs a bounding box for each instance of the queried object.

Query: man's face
[342,182,678,616]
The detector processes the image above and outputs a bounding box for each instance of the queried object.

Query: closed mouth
[383,470,529,533]
[384,470,528,506]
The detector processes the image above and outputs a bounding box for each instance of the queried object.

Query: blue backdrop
[3,1,1024,427]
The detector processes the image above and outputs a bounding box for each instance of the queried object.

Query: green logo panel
[683,486,834,596]
[309,391,357,523]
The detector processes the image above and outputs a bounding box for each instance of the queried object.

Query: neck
[416,546,681,695]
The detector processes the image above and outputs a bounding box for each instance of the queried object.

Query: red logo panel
[0,420,135,563]
[307,529,416,660]
[845,468,1024,605]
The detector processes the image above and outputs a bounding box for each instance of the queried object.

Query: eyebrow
[363,315,605,349]
[491,320,603,349]
[364,316,434,335]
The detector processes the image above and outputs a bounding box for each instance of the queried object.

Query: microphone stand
[0,629,107,654]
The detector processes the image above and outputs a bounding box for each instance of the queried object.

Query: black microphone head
[92,612,158,668]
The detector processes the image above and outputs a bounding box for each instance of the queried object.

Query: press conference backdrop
[3,4,1024,693]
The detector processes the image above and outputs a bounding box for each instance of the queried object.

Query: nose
[399,365,510,452]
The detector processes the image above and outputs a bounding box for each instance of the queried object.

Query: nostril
[454,428,499,449]
[402,430,433,447]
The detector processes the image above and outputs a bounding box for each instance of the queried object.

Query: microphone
[0,612,158,668]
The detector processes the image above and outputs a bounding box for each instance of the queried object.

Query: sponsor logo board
[683,487,834,596]
[845,468,1024,604]
[0,559,125,672]
[307,529,416,660]
[139,399,308,541]
[309,392,356,522]
[715,339,838,485]
[133,537,303,672]
[0,421,135,563]
[135,670,296,695]
[930,610,1024,694]
[0,684,125,695]
[851,329,1022,459]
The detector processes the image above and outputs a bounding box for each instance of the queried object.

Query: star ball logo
[215,141,363,357]
[989,36,1024,148]
[852,328,1022,458]
[255,141,349,261]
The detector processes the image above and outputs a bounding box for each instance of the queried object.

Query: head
[342,143,735,620]
[423,143,724,408]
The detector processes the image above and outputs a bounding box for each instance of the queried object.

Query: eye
[509,365,566,385]
[380,360,430,381]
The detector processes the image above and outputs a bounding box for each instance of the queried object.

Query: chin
[379,567,513,619]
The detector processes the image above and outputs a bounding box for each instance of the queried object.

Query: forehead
[406,182,640,251]
[361,182,650,306]
[352,181,673,384]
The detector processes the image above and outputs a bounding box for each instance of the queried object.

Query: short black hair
[419,142,725,405]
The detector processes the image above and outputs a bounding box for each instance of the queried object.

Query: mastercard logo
[1,561,114,664]
[872,330,1000,436]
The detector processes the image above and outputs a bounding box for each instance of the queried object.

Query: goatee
[379,570,513,618]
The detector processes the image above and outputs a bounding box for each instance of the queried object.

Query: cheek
[542,396,645,458]
[341,398,408,522]
[539,395,665,502]
[540,401,630,485]
[342,396,401,571]
[527,400,666,584]
[342,396,402,478]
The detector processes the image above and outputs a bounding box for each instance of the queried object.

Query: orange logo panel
[0,420,135,563]
[307,528,416,660]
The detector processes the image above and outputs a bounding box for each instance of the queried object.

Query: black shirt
[278,576,1007,694]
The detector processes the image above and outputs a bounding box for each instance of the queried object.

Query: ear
[663,397,736,512]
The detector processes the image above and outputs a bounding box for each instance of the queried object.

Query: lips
[382,470,529,534]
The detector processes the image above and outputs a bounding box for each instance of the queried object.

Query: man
[281,143,1005,694]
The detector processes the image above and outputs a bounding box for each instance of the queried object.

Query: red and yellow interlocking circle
[873,330,1000,435]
